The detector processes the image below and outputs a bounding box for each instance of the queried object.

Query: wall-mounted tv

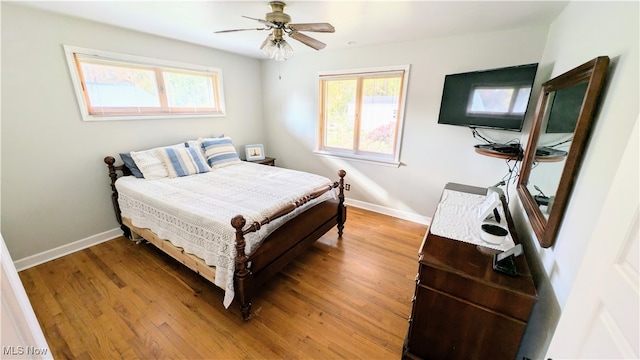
[437,63,538,132]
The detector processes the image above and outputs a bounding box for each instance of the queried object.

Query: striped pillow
[160,146,210,178]
[200,137,241,168]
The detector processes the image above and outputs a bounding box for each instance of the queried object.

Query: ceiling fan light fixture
[261,38,293,61]
[274,39,293,61]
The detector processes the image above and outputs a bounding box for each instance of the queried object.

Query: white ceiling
[17,1,570,59]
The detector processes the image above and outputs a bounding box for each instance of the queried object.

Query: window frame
[63,45,226,121]
[316,65,410,166]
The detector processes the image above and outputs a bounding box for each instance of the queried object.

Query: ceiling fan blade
[242,15,277,28]
[288,23,335,33]
[289,31,326,50]
[260,34,273,49]
[214,28,267,34]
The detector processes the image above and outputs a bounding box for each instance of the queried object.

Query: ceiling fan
[214,1,335,61]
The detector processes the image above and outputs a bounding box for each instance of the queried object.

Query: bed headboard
[104,156,132,237]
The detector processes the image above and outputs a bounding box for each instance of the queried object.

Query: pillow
[185,140,199,149]
[200,137,241,168]
[126,138,210,179]
[159,146,210,178]
[130,143,185,180]
[119,153,144,178]
[130,148,169,180]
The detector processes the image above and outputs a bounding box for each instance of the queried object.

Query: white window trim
[316,64,410,166]
[63,45,226,121]
[314,150,402,167]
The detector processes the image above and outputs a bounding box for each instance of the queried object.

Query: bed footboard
[231,170,346,321]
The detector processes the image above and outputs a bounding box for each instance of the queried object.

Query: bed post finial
[231,215,252,321]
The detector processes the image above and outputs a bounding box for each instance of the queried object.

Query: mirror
[517,56,609,248]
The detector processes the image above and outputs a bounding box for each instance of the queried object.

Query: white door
[546,117,639,359]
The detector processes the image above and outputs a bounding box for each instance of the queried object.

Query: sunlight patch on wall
[316,155,425,217]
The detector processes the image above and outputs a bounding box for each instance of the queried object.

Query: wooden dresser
[403,183,537,360]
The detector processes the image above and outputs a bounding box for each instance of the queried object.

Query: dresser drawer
[406,285,526,360]
[417,261,535,322]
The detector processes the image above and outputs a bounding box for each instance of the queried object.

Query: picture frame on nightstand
[245,144,265,161]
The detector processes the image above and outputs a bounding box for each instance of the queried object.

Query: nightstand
[247,157,275,166]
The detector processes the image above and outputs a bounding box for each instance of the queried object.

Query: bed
[103,140,346,321]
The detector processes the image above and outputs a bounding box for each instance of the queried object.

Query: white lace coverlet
[116,162,336,308]
[429,189,515,251]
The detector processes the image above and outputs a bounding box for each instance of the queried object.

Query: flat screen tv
[437,63,538,132]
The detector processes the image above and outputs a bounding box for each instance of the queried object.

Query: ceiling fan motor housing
[266,1,291,25]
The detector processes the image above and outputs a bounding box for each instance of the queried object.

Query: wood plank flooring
[19,207,428,359]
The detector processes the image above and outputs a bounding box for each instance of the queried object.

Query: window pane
[468,87,515,114]
[324,79,357,150]
[163,71,216,108]
[513,87,532,114]
[80,62,160,107]
[359,77,400,154]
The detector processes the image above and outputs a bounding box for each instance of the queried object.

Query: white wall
[261,26,549,219]
[514,1,639,358]
[1,4,265,260]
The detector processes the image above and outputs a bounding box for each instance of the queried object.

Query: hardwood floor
[19,207,428,359]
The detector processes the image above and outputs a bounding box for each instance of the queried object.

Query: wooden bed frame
[104,156,346,321]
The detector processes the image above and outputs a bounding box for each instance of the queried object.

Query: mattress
[115,161,336,307]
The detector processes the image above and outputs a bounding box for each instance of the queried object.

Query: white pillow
[130,149,166,180]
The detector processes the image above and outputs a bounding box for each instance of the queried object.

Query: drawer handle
[411,295,416,303]
[415,273,420,284]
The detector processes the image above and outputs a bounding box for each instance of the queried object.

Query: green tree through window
[318,66,409,165]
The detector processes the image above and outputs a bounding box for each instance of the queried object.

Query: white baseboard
[14,228,123,272]
[14,201,428,272]
[346,199,431,225]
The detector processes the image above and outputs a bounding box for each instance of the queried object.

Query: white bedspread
[116,162,336,308]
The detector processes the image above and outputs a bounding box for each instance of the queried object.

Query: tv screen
[437,63,538,132]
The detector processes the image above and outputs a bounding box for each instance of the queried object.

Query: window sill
[80,112,225,122]
[314,151,401,168]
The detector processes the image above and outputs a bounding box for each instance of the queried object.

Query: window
[317,65,410,165]
[64,45,225,121]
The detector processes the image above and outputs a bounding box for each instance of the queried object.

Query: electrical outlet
[345,183,351,191]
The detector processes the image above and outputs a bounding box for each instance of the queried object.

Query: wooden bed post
[104,156,131,238]
[231,215,252,321]
[337,170,347,237]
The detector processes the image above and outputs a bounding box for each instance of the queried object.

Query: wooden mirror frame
[517,56,609,248]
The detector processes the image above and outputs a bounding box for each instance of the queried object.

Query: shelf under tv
[474,144,567,162]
